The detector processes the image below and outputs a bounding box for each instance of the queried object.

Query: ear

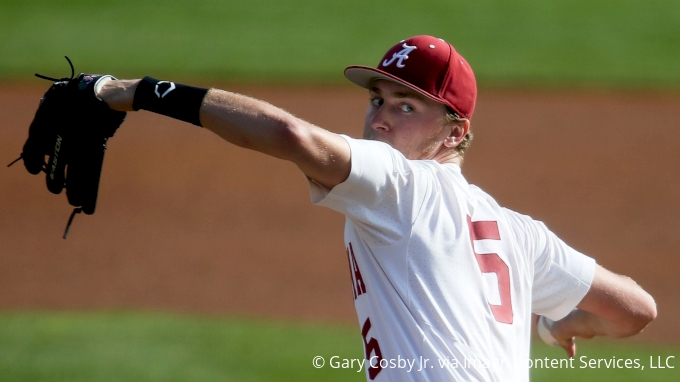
[443,119,470,148]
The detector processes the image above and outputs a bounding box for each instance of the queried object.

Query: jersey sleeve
[308,135,420,246]
[506,210,597,321]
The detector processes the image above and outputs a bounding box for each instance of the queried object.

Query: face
[364,80,456,161]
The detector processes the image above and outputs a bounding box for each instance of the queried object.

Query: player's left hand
[536,315,577,358]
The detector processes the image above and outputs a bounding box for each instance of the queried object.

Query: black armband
[132,76,209,126]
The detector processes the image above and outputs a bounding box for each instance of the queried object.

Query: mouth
[363,129,387,142]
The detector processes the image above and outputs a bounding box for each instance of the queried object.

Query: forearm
[553,308,644,341]
[98,79,310,160]
[200,88,309,161]
[576,265,657,338]
[97,78,351,188]
[200,89,350,187]
[544,265,656,357]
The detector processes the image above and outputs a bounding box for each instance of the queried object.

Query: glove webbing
[6,56,76,167]
[8,56,85,239]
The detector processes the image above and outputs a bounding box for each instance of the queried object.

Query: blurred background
[1,1,679,381]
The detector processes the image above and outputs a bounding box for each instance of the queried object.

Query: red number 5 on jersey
[467,216,513,324]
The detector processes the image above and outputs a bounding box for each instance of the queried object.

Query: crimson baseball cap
[344,35,477,120]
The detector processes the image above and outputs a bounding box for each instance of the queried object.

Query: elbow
[635,293,657,333]
[585,267,657,339]
[276,117,326,165]
[283,118,308,144]
[616,293,657,338]
[244,114,308,160]
[277,118,311,159]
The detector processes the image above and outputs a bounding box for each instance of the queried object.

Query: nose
[368,105,390,132]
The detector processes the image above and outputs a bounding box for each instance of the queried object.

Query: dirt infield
[1,84,678,344]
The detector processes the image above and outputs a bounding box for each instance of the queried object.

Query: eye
[370,97,383,107]
[400,104,414,112]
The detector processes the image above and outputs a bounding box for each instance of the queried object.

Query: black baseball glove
[9,57,126,238]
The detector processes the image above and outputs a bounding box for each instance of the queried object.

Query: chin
[364,132,387,144]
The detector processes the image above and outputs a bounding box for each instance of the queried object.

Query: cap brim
[344,65,450,108]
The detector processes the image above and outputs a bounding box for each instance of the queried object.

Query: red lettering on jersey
[346,246,357,300]
[468,218,501,240]
[467,216,514,324]
[362,317,383,380]
[346,242,367,299]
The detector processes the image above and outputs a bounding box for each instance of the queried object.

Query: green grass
[0,311,678,381]
[530,339,680,381]
[0,311,366,382]
[1,0,679,88]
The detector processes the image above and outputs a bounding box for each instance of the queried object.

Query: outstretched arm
[545,264,656,357]
[97,79,351,190]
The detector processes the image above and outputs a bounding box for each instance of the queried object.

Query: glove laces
[7,56,76,167]
[8,56,83,239]
[35,56,75,82]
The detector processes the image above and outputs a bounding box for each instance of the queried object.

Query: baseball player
[93,35,655,381]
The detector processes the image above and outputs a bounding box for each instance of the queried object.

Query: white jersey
[309,135,596,382]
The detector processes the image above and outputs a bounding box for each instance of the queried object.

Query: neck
[432,151,463,166]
